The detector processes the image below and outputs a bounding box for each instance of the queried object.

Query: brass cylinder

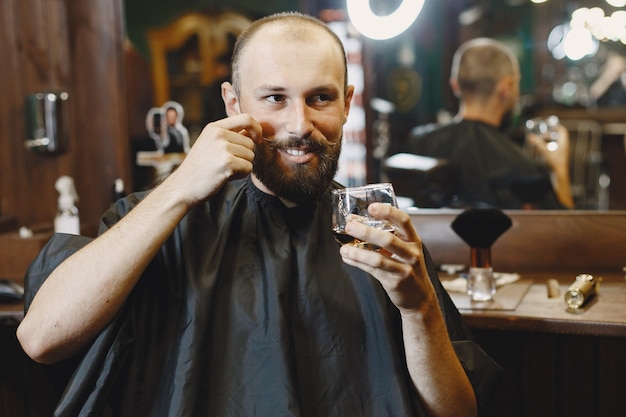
[564,274,598,309]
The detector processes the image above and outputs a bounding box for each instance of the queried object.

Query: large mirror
[123,0,626,210]
[364,0,626,211]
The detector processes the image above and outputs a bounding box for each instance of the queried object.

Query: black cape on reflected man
[405,120,563,209]
[24,176,501,416]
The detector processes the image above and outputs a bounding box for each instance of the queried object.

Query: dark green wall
[124,0,300,58]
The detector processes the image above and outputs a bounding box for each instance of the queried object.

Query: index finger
[216,113,264,145]
[368,203,419,242]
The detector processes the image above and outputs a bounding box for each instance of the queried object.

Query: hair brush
[451,208,512,249]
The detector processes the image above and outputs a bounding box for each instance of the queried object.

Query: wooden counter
[438,273,626,417]
[444,272,626,338]
[0,229,52,282]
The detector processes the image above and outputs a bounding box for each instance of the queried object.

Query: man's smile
[279,146,315,163]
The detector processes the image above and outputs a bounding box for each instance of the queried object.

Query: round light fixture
[346,0,425,40]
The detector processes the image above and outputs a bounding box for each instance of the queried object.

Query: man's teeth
[285,148,306,156]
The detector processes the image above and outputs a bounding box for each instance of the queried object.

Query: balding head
[451,38,519,99]
[230,12,348,97]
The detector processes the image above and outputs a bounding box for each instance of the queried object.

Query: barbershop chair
[382,153,456,208]
[524,118,607,209]
[560,119,607,209]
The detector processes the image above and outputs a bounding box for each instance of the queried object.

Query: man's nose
[285,100,314,137]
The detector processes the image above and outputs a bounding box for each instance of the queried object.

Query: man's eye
[313,94,331,102]
[266,95,285,103]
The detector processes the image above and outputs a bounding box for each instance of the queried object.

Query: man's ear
[343,85,355,124]
[450,78,462,99]
[221,81,241,116]
[496,75,514,102]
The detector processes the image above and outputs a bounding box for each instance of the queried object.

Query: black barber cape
[24,176,501,417]
[405,120,562,209]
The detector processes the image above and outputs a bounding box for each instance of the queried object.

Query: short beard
[499,108,515,132]
[253,136,340,205]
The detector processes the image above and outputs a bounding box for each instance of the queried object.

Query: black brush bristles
[451,208,512,249]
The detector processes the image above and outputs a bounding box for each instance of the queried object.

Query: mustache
[261,136,338,149]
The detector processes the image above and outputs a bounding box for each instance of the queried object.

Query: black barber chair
[382,153,457,208]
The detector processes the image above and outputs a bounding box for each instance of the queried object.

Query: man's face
[166,108,177,126]
[507,69,521,112]
[230,26,353,204]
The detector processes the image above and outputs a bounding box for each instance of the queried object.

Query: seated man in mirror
[396,38,574,210]
[17,12,500,417]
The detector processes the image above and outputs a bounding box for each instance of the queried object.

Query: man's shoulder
[410,122,444,138]
[406,121,462,154]
[413,119,514,145]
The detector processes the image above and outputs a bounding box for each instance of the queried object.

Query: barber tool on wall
[24,91,69,153]
[451,208,512,301]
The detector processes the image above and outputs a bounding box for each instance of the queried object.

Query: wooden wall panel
[65,0,131,231]
[15,0,72,230]
[0,0,23,220]
[0,0,131,234]
[411,210,626,273]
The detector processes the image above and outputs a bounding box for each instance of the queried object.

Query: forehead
[238,24,345,89]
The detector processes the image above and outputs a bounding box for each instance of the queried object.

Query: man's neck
[456,101,503,127]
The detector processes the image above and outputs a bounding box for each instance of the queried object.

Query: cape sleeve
[423,245,503,415]
[21,194,145,400]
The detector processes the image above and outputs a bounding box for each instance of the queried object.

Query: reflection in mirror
[380,0,626,211]
[473,1,625,211]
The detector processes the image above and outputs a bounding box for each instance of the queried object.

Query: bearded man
[18,12,500,417]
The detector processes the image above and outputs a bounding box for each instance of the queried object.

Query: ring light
[346,0,425,40]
